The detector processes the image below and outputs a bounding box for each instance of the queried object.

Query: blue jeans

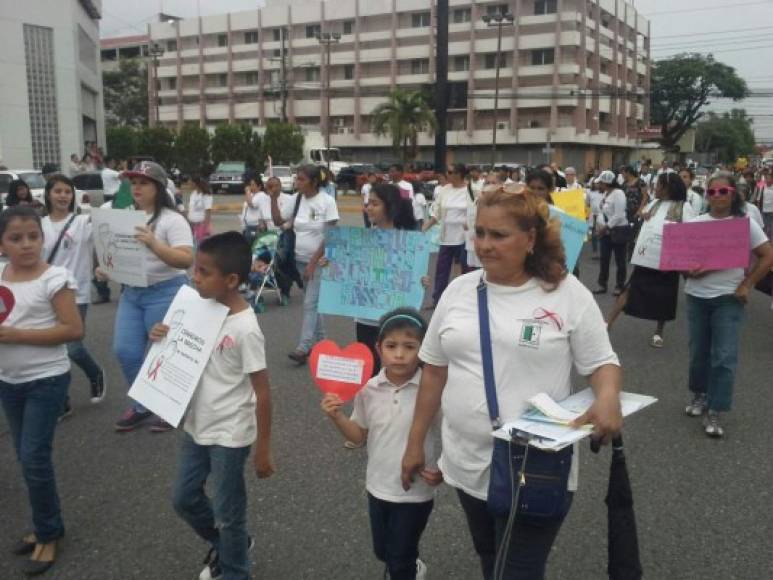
[367,493,434,580]
[457,489,572,580]
[67,304,101,384]
[296,260,325,353]
[0,372,70,542]
[687,294,745,412]
[113,275,187,412]
[173,433,251,580]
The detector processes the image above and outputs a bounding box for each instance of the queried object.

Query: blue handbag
[477,277,573,520]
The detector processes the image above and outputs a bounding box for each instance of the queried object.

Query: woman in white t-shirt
[104,162,193,433]
[683,172,773,438]
[241,172,265,246]
[402,188,622,579]
[269,165,339,364]
[187,176,213,243]
[42,175,105,416]
[423,164,473,305]
[594,170,629,296]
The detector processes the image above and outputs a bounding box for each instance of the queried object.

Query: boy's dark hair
[0,206,42,239]
[377,307,427,343]
[44,174,77,213]
[198,231,252,284]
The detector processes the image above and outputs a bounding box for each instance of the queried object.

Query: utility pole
[279,27,288,122]
[434,0,448,172]
[148,42,165,127]
[317,32,340,170]
[483,12,514,168]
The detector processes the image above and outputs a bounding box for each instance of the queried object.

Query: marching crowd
[0,155,771,580]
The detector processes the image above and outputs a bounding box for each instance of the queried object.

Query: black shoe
[114,408,153,432]
[287,350,308,365]
[90,370,107,404]
[11,537,36,556]
[58,400,72,422]
[22,558,55,577]
[199,538,254,580]
[592,287,607,295]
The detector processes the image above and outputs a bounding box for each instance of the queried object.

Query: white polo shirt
[351,368,441,503]
[419,272,620,500]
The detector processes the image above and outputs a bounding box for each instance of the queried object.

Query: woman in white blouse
[402,186,622,579]
[594,170,629,296]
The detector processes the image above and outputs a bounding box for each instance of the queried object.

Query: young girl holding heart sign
[321,307,441,580]
[0,206,84,576]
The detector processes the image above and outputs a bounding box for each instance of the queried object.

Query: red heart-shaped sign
[309,339,374,402]
[0,286,15,324]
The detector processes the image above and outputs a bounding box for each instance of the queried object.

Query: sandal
[22,541,57,576]
[649,334,664,348]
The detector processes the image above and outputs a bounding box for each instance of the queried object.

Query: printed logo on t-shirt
[217,335,236,353]
[518,322,541,348]
[532,307,563,331]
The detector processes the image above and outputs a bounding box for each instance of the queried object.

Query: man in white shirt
[388,164,414,201]
[100,157,122,202]
[361,172,377,227]
[562,167,583,191]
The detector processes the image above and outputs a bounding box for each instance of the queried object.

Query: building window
[218,73,228,87]
[218,34,228,47]
[78,25,98,72]
[244,31,258,44]
[269,70,280,85]
[485,53,506,69]
[244,71,259,85]
[412,12,431,28]
[535,0,558,15]
[166,39,177,52]
[306,25,321,39]
[531,48,555,65]
[306,67,320,82]
[411,59,429,74]
[454,55,470,71]
[343,20,354,35]
[486,4,509,16]
[168,77,177,90]
[273,28,282,42]
[453,8,471,23]
[344,64,355,80]
[23,24,60,169]
[273,49,281,58]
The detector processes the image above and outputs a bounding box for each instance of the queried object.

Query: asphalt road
[1,211,772,580]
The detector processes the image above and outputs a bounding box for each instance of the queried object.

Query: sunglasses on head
[707,186,735,197]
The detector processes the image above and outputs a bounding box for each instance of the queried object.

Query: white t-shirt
[395,179,415,201]
[465,191,481,267]
[351,368,440,503]
[100,168,122,198]
[280,192,339,263]
[470,178,486,195]
[686,189,703,215]
[0,264,77,384]
[433,185,471,245]
[255,191,293,231]
[599,188,628,230]
[419,272,620,500]
[361,182,373,205]
[413,192,427,221]
[144,208,193,286]
[187,191,213,224]
[745,202,764,230]
[184,308,267,448]
[762,186,773,214]
[41,214,93,304]
[684,214,768,299]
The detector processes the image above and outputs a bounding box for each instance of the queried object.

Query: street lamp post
[148,42,165,127]
[482,12,514,168]
[316,32,341,170]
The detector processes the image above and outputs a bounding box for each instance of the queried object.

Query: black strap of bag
[477,276,572,522]
[47,214,77,264]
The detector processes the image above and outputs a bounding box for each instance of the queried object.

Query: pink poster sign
[659,217,751,271]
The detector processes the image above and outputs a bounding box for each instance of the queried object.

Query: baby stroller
[242,230,290,313]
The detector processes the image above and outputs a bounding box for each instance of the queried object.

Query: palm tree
[371,89,437,162]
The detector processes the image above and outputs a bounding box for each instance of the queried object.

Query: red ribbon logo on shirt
[217,335,235,353]
[533,307,564,331]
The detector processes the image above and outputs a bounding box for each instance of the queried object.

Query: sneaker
[704,411,725,438]
[649,334,664,348]
[90,370,107,404]
[149,417,174,433]
[114,408,153,432]
[343,440,364,450]
[199,537,255,580]
[416,558,428,580]
[684,393,707,417]
[58,400,73,422]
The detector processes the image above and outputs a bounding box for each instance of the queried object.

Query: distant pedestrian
[187,176,213,243]
[594,170,629,296]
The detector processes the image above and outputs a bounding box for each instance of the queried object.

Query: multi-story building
[100,34,151,73]
[0,0,105,171]
[149,0,650,169]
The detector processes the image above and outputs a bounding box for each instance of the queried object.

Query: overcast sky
[100,0,773,141]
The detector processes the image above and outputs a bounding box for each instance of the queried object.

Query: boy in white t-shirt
[150,232,274,580]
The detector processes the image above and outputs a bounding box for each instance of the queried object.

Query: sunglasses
[707,186,735,197]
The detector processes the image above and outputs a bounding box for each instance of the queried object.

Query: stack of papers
[493,389,657,451]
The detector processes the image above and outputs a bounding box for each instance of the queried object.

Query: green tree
[651,53,748,152]
[210,123,262,170]
[371,89,437,162]
[696,109,756,163]
[136,126,175,169]
[174,124,211,177]
[103,59,149,127]
[106,126,138,160]
[261,122,304,165]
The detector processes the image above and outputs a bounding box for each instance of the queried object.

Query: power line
[642,1,773,17]
[653,25,773,39]
[653,43,773,56]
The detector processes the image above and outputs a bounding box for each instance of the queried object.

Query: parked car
[335,163,382,192]
[209,161,247,194]
[72,171,111,206]
[263,165,295,193]
[0,169,91,211]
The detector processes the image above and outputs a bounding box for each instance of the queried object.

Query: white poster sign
[91,208,149,287]
[128,285,229,427]
[631,213,667,269]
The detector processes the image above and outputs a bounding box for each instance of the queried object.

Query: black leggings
[598,235,627,290]
[355,322,381,377]
[456,489,572,580]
